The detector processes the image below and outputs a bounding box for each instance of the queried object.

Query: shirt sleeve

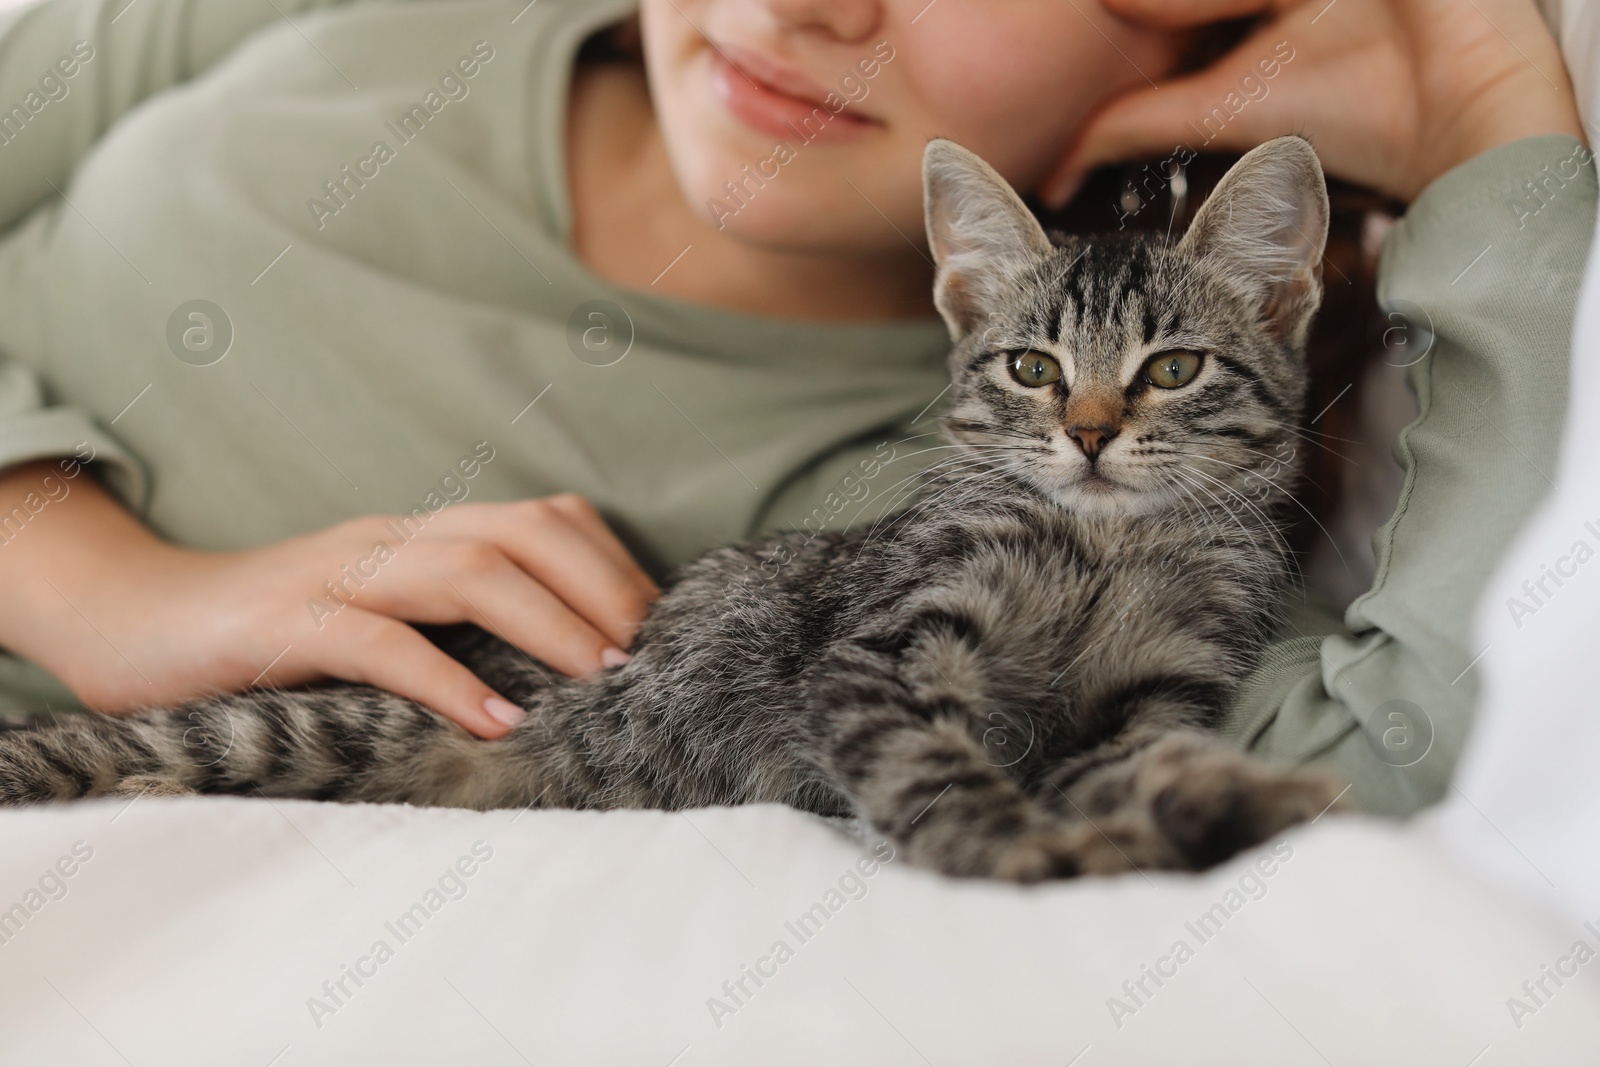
[1221,134,1599,817]
[0,0,355,499]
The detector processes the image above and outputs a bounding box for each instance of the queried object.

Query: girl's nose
[765,0,883,44]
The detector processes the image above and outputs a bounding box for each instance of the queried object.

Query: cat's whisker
[1167,465,1284,550]
[1171,466,1259,548]
[855,450,1028,554]
[862,448,1008,518]
[869,444,1033,506]
[939,416,1052,446]
[867,444,1034,507]
[1171,464,1304,589]
[1174,478,1304,596]
[1215,421,1360,466]
[867,472,995,550]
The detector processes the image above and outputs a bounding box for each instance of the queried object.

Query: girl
[0,0,1586,816]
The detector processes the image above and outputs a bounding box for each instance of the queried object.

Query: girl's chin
[687,196,843,251]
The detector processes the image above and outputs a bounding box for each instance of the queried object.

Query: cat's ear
[1177,136,1330,346]
[923,139,1053,340]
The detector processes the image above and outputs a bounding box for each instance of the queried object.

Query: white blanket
[0,797,1595,1065]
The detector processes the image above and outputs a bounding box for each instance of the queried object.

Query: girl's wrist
[1417,86,1585,200]
[0,463,173,653]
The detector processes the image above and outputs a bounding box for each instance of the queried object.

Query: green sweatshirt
[0,0,1591,818]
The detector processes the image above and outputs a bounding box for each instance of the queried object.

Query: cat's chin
[1058,484,1144,519]
[1022,468,1168,519]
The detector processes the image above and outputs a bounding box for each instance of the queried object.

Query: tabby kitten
[0,137,1341,881]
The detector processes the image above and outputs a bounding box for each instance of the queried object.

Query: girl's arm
[1044,0,1592,813]
[0,459,660,740]
[0,0,359,505]
[0,0,355,233]
[0,1,666,739]
[1230,134,1596,814]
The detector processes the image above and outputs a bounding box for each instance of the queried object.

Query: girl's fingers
[1043,65,1261,207]
[440,552,626,676]
[360,542,623,677]
[496,507,656,648]
[430,499,657,649]
[492,502,656,633]
[541,494,661,600]
[318,612,520,739]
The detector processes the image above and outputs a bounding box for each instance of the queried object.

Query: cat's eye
[1008,351,1062,388]
[1142,351,1203,389]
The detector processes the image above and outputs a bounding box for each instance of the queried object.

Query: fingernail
[483,696,526,727]
[601,647,632,668]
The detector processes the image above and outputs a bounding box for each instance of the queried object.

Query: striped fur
[0,138,1343,880]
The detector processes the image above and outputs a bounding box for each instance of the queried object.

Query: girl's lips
[707,47,879,144]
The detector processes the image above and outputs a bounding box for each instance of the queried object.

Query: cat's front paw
[899,811,1091,883]
[1131,734,1345,870]
[911,816,1157,883]
[983,825,1087,883]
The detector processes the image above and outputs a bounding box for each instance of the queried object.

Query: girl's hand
[0,464,658,739]
[1043,0,1585,206]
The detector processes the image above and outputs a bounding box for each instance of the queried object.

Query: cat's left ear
[1177,136,1330,347]
[924,139,1053,341]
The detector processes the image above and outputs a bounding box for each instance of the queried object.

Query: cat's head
[922,136,1329,519]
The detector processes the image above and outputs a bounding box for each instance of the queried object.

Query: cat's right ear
[1176,136,1329,347]
[923,139,1053,341]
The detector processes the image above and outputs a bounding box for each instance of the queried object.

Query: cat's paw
[1131,733,1345,870]
[949,817,1191,882]
[900,812,1092,883]
[913,816,1167,883]
[983,825,1086,883]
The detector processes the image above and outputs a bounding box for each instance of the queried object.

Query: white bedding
[0,797,1594,1066]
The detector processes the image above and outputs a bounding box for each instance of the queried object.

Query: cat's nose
[1067,424,1118,460]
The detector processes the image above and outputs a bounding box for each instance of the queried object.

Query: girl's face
[639,0,1184,255]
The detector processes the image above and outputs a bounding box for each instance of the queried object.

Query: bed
[0,798,1596,1065]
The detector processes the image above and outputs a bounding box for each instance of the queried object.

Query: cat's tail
[0,688,519,807]
[0,707,187,803]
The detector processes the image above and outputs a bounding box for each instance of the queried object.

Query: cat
[0,136,1343,882]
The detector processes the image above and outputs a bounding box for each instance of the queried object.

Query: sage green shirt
[0,0,1592,818]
